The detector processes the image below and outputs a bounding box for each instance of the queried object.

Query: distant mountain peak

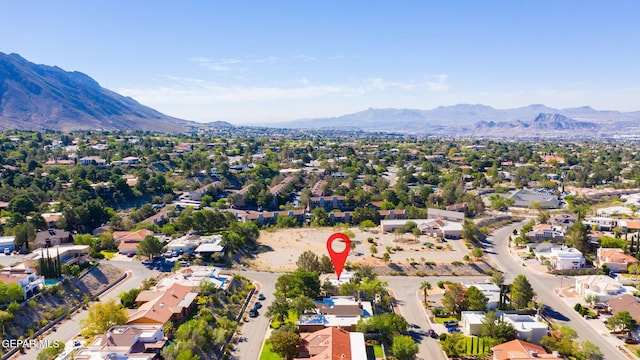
[0,52,193,132]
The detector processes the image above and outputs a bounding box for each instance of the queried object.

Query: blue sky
[2,1,639,124]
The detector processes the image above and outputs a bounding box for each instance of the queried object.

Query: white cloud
[295,54,316,62]
[189,56,243,72]
[426,74,450,91]
[366,75,451,92]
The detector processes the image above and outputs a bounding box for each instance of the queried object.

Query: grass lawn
[434,316,458,324]
[259,343,281,360]
[372,344,384,357]
[270,310,299,329]
[100,250,117,259]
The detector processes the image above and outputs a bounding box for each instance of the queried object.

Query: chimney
[529,350,538,358]
[552,350,560,357]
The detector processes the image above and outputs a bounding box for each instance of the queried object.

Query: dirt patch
[249,227,472,273]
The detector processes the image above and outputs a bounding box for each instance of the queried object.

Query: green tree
[290,295,317,317]
[463,286,488,311]
[382,252,391,264]
[441,332,466,358]
[266,295,290,324]
[119,288,141,309]
[510,274,536,310]
[137,235,164,259]
[0,310,14,334]
[36,340,64,360]
[419,281,432,306]
[471,247,483,260]
[370,245,378,257]
[80,299,128,337]
[442,283,465,315]
[269,331,301,360]
[541,325,578,356]
[566,220,589,254]
[606,310,637,333]
[296,250,321,272]
[356,313,409,344]
[480,311,516,343]
[391,335,419,360]
[579,341,603,360]
[360,219,376,231]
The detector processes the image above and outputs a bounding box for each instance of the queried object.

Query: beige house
[596,248,639,273]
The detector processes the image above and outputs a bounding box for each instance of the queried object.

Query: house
[525,224,564,242]
[0,270,44,298]
[380,218,463,239]
[462,281,501,310]
[156,266,231,291]
[116,229,154,255]
[33,229,73,249]
[461,311,486,336]
[74,325,166,360]
[296,327,367,360]
[574,275,633,302]
[193,235,225,257]
[491,339,562,360]
[427,208,465,223]
[30,245,90,266]
[583,217,616,231]
[548,214,577,230]
[79,156,107,166]
[128,283,198,325]
[501,314,549,345]
[596,248,639,273]
[0,236,15,253]
[548,246,584,270]
[501,189,560,209]
[606,294,640,324]
[309,196,347,211]
[40,212,63,228]
[297,296,373,332]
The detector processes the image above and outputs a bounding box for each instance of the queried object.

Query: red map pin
[326,232,350,280]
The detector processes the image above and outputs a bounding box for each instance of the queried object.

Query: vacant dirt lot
[249,227,470,272]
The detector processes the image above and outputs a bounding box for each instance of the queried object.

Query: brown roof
[491,339,562,360]
[624,221,640,230]
[296,327,352,360]
[114,229,153,243]
[607,294,640,322]
[128,283,197,325]
[599,248,639,265]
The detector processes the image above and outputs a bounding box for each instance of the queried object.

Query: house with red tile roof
[128,283,198,325]
[296,327,367,360]
[596,248,639,273]
[606,294,640,324]
[491,339,563,360]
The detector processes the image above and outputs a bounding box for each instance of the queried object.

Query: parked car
[249,309,258,318]
[141,259,152,265]
[254,301,262,309]
[624,336,638,344]
[427,329,438,338]
[258,293,266,300]
[443,320,459,328]
[447,327,461,333]
[127,253,135,258]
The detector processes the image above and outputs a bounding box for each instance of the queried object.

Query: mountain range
[2,52,640,137]
[0,52,197,132]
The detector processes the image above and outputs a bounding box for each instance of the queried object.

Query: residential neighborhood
[1,130,640,360]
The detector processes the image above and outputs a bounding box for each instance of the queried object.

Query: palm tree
[420,281,432,306]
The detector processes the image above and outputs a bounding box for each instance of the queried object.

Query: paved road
[383,275,489,360]
[15,259,160,360]
[230,271,281,360]
[485,221,625,360]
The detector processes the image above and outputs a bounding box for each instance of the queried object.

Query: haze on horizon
[2,1,639,125]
